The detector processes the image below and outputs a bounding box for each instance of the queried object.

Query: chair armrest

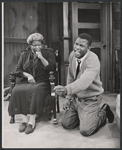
[4,87,10,101]
[9,72,17,94]
[4,72,16,101]
[9,72,16,82]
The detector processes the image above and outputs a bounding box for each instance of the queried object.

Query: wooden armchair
[8,48,60,125]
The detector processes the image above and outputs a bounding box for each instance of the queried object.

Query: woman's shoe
[25,124,35,134]
[19,122,27,132]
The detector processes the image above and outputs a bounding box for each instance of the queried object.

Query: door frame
[100,3,113,92]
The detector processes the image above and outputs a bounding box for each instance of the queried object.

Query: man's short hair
[78,33,92,46]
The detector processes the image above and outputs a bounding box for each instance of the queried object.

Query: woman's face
[30,40,42,52]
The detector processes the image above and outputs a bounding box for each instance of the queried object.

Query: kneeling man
[54,33,114,136]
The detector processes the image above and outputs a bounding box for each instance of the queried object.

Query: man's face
[74,37,89,59]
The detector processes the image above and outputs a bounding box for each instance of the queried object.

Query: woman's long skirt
[8,82,53,119]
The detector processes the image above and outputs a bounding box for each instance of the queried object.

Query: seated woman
[8,33,56,134]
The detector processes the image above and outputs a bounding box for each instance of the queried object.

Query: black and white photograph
[2,1,120,148]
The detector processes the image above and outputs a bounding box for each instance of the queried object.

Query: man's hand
[54,85,67,97]
[28,74,36,84]
[63,98,71,111]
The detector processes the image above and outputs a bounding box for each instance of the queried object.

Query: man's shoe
[101,103,114,123]
[10,116,15,124]
[25,124,35,134]
[19,122,27,132]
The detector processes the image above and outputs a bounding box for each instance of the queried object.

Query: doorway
[71,2,113,92]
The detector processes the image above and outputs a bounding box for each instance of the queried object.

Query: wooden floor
[2,93,120,148]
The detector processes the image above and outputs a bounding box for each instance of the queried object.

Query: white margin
[2,2,4,148]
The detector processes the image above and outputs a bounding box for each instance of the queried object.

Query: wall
[4,2,39,86]
[112,2,120,92]
[4,2,63,86]
[112,2,120,49]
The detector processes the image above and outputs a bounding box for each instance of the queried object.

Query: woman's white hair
[27,33,44,44]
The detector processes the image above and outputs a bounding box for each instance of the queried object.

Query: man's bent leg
[77,95,106,136]
[62,99,79,129]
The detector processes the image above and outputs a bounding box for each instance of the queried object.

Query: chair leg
[52,96,58,124]
[10,115,15,124]
[57,96,60,113]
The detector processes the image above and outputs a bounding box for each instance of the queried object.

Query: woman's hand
[28,74,36,84]
[36,51,43,59]
[36,51,49,67]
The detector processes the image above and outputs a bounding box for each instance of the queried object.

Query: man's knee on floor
[80,127,94,136]
[62,120,70,129]
[62,119,76,129]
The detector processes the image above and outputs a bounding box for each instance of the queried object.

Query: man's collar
[77,51,88,62]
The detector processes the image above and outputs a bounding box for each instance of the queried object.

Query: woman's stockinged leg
[21,114,29,123]
[28,114,37,128]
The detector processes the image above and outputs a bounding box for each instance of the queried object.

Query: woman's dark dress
[8,47,56,118]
